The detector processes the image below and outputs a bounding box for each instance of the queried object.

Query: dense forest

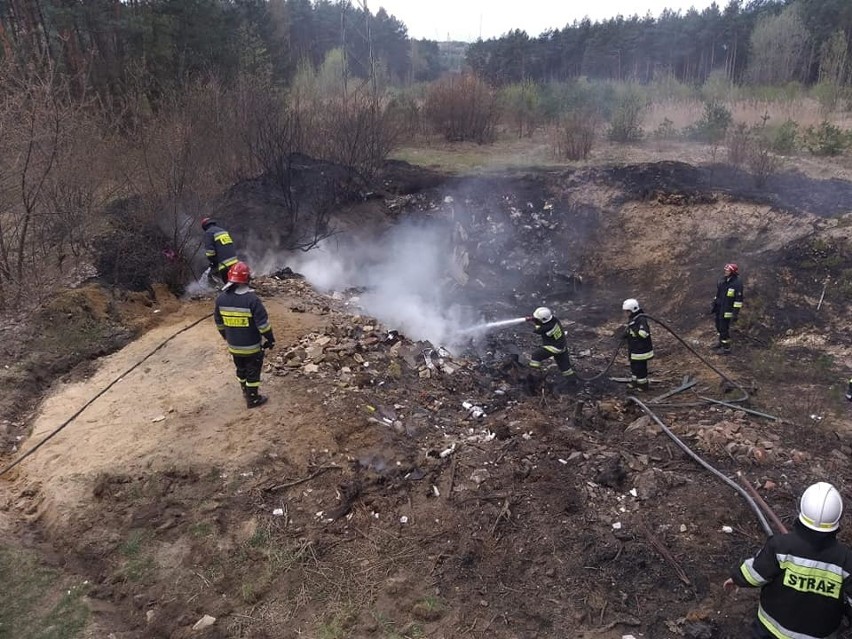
[468,0,852,86]
[0,0,442,103]
[1,0,851,105]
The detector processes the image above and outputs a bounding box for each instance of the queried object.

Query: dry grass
[646,97,852,131]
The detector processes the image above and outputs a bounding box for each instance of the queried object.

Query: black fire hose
[573,340,624,382]
[639,313,749,406]
[628,395,774,537]
[0,313,214,480]
[573,314,749,406]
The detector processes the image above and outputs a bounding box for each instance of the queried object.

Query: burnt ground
[1,159,852,638]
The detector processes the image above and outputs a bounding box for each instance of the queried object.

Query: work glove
[263,339,276,350]
[525,316,534,323]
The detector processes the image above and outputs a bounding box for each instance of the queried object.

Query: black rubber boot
[246,389,268,409]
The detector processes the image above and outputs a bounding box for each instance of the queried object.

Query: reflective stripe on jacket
[204,223,238,270]
[626,312,654,361]
[214,287,273,356]
[714,273,744,320]
[533,317,567,353]
[731,522,852,639]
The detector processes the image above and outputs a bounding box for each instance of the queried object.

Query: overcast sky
[374,0,721,41]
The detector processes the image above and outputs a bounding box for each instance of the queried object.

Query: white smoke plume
[285,220,483,351]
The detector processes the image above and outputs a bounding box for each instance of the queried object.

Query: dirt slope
[13,298,327,534]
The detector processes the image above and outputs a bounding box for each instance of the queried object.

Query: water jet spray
[459,317,528,335]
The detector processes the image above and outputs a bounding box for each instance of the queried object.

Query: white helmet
[533,307,553,323]
[799,482,843,532]
[622,298,640,313]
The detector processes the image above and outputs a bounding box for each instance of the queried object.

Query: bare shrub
[307,90,404,180]
[725,122,782,187]
[424,74,500,144]
[726,123,752,166]
[0,62,116,307]
[749,139,782,187]
[553,112,598,161]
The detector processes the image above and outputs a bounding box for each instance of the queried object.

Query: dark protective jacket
[626,311,654,361]
[204,223,239,272]
[533,317,567,354]
[214,286,274,356]
[713,273,744,320]
[731,521,852,639]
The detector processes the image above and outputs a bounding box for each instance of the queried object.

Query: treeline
[0,0,446,104]
[467,0,852,86]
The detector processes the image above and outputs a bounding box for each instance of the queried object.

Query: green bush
[770,119,799,154]
[607,91,644,143]
[803,120,850,156]
[688,101,732,143]
[501,82,543,138]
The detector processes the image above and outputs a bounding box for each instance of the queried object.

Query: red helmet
[724,263,739,274]
[228,262,251,284]
[200,217,214,229]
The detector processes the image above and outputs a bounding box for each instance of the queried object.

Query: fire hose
[571,314,783,536]
[573,313,749,405]
[628,395,774,537]
[0,313,214,480]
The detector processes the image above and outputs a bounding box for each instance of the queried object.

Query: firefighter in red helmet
[710,262,744,354]
[213,262,275,408]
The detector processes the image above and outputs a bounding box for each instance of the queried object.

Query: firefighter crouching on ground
[526,307,575,380]
[623,298,654,392]
[724,482,852,639]
[202,217,239,286]
[214,262,275,408]
[710,262,744,353]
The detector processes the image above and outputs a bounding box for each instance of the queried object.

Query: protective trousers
[715,315,732,350]
[233,352,264,395]
[530,347,575,377]
[629,359,649,387]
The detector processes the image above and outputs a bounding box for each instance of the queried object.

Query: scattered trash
[721,525,734,534]
[272,508,284,516]
[151,415,166,423]
[558,458,568,465]
[629,488,638,498]
[462,400,485,419]
[192,615,217,631]
[439,444,456,458]
[680,524,688,533]
[400,516,409,524]
[612,522,623,530]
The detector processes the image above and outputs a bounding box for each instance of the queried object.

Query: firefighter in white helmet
[622,298,653,392]
[724,482,852,638]
[525,307,575,380]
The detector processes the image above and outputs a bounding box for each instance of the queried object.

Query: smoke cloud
[285,219,483,351]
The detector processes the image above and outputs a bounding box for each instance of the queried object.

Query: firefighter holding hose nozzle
[724,482,852,639]
[525,307,575,381]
